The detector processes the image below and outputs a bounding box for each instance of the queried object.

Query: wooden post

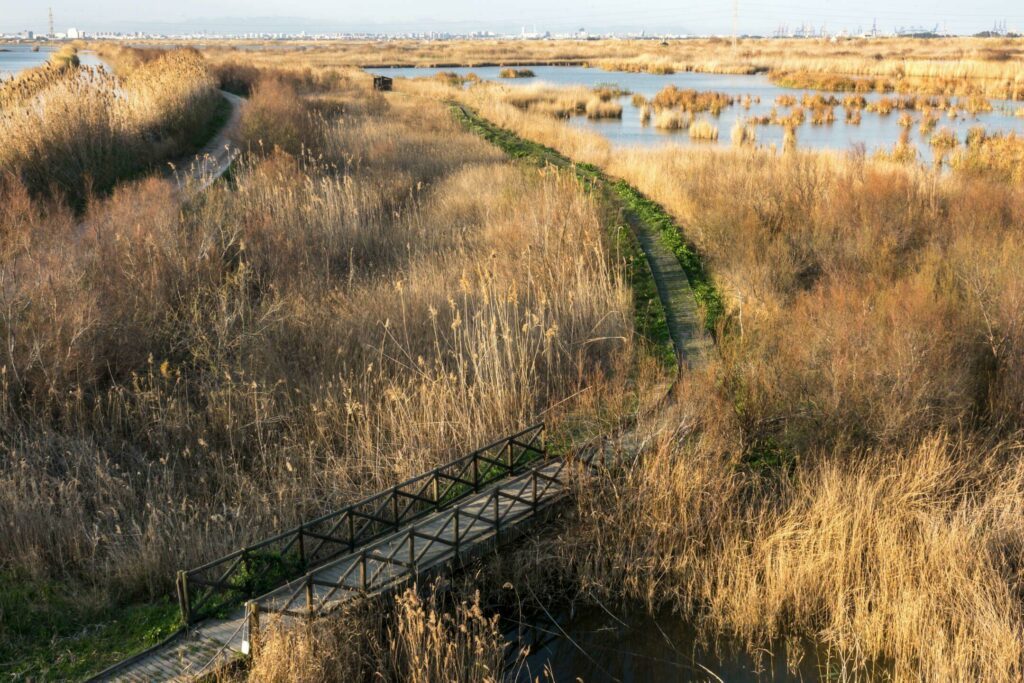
[494,493,501,534]
[432,476,439,508]
[244,601,260,656]
[305,575,315,621]
[472,456,480,492]
[506,439,513,471]
[408,529,416,573]
[453,510,461,557]
[532,471,539,512]
[176,570,192,624]
[348,513,355,551]
[359,553,367,592]
[392,487,400,526]
[297,527,306,568]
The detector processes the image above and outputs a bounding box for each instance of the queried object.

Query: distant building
[19,30,34,40]
[66,27,81,39]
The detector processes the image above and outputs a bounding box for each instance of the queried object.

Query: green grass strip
[451,103,722,338]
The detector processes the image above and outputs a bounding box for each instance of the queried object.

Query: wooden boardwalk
[92,456,581,682]
[91,107,714,683]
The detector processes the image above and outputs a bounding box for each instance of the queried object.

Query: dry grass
[653,108,689,130]
[430,80,1024,679]
[153,36,1024,102]
[584,96,622,119]
[0,74,633,604]
[730,120,756,147]
[563,426,1024,681]
[0,47,220,205]
[687,119,719,141]
[499,68,535,78]
[244,585,506,682]
[651,86,733,114]
[952,131,1024,182]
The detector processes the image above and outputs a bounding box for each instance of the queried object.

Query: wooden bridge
[91,425,606,682]
[90,104,714,682]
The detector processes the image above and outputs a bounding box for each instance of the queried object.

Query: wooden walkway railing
[91,429,593,683]
[245,456,571,649]
[177,424,545,623]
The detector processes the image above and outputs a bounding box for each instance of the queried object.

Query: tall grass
[0,48,220,205]
[419,77,1024,679]
[563,426,1024,681]
[245,586,507,682]
[0,77,633,608]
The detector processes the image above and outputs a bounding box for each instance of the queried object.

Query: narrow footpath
[89,100,717,683]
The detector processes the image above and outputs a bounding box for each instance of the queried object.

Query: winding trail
[88,101,713,683]
[169,90,243,193]
[453,103,713,370]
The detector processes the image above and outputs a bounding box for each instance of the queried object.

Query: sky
[2,0,1023,36]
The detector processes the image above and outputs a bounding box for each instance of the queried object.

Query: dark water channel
[503,603,830,682]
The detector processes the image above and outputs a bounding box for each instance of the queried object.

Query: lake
[368,65,1024,162]
[0,44,106,79]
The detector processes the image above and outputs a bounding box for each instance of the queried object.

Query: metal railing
[176,424,545,622]
[242,454,576,653]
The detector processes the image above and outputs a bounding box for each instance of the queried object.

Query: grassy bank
[452,102,716,347]
[0,47,221,207]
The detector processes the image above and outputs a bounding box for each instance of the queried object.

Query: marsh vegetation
[6,37,1024,681]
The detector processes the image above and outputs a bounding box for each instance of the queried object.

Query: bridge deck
[94,459,572,682]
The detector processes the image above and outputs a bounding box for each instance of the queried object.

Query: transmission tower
[732,0,738,47]
[48,7,55,38]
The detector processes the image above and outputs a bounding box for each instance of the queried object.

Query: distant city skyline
[3,1,1023,37]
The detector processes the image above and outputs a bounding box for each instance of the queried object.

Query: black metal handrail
[177,424,545,622]
[242,454,579,652]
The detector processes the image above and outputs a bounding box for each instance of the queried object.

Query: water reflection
[505,604,827,682]
[0,45,106,78]
[368,65,1024,163]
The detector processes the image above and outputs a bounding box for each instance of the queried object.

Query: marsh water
[369,64,1024,163]
[0,44,105,78]
[505,604,830,682]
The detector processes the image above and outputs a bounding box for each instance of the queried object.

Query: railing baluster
[177,424,545,625]
[452,509,460,557]
[348,512,355,551]
[305,575,315,620]
[244,601,260,656]
[494,493,500,534]
[409,529,415,573]
[176,570,191,624]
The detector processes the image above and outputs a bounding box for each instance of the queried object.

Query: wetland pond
[0,45,105,78]
[369,64,1024,164]
[504,603,837,682]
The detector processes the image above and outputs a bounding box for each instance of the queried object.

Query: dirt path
[623,209,712,368]
[169,90,243,193]
[452,104,713,370]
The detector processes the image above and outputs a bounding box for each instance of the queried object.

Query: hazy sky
[4,0,1022,35]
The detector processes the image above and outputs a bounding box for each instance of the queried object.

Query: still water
[369,64,1024,162]
[0,44,106,79]
[505,604,831,683]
